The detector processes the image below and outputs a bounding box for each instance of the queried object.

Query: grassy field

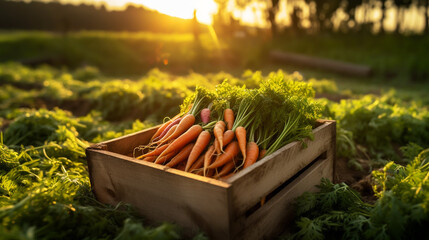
[2,30,428,106]
[271,33,429,82]
[0,31,220,75]
[1,31,429,81]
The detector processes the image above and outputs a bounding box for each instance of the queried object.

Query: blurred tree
[394,0,412,34]
[343,0,363,32]
[361,0,375,32]
[213,0,230,35]
[426,0,429,34]
[193,9,200,42]
[418,0,429,34]
[235,0,281,36]
[379,0,387,33]
[304,0,342,32]
[290,5,303,32]
[345,0,363,29]
[0,0,200,33]
[267,0,281,35]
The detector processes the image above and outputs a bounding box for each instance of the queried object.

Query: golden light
[68,0,219,25]
[139,0,218,25]
[38,0,262,27]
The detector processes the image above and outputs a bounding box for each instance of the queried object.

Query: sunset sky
[36,0,219,24]
[32,0,272,26]
[29,0,426,32]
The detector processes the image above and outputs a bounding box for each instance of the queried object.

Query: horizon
[24,0,219,25]
[10,0,427,33]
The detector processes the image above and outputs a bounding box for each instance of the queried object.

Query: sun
[142,0,218,25]
[37,0,218,25]
[102,0,218,25]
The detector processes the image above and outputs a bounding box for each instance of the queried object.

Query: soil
[58,99,93,117]
[334,156,376,203]
[0,119,12,132]
[23,97,93,117]
[352,174,378,203]
[316,92,351,102]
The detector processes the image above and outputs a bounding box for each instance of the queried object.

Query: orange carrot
[214,140,220,154]
[261,197,266,206]
[224,108,235,130]
[235,126,247,162]
[152,124,177,145]
[219,172,235,181]
[185,130,211,171]
[161,114,195,143]
[208,141,240,169]
[203,145,216,175]
[259,149,267,160]
[141,156,157,162]
[214,130,235,151]
[206,169,216,177]
[138,144,169,159]
[214,121,226,154]
[156,125,202,161]
[243,142,259,168]
[150,113,180,142]
[198,168,215,177]
[223,130,235,145]
[152,117,181,142]
[165,143,194,168]
[189,154,205,173]
[216,161,235,178]
[154,150,177,165]
[175,162,186,171]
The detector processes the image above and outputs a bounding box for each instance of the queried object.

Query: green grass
[0,62,428,239]
[271,33,429,82]
[2,31,428,83]
[0,31,223,76]
[289,148,429,240]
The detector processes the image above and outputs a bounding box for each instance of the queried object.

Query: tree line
[1,0,427,36]
[217,0,429,35]
[0,0,200,33]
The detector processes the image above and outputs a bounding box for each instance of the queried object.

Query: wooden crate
[86,120,336,239]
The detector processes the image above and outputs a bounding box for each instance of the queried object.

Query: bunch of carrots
[135,78,322,180]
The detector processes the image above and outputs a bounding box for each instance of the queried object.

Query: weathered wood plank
[89,125,159,155]
[270,50,372,77]
[235,155,334,240]
[86,149,232,239]
[87,120,336,240]
[228,121,335,217]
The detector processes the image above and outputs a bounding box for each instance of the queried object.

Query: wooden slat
[88,125,159,155]
[86,149,232,239]
[270,51,372,77]
[86,120,336,240]
[235,155,334,240]
[228,121,335,217]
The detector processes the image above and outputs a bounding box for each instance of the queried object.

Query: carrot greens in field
[289,148,429,240]
[1,63,429,239]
